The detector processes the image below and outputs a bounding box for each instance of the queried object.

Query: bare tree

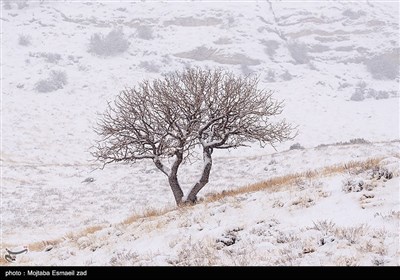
[93,68,295,205]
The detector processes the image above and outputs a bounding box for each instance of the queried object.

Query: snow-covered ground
[4,153,400,266]
[1,1,399,266]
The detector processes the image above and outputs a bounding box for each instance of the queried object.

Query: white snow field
[1,1,399,266]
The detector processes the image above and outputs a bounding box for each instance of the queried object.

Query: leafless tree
[93,68,295,205]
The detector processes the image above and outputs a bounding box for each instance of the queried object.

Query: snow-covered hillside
[1,0,399,266]
[4,152,400,266]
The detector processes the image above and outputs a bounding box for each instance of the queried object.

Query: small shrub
[35,70,67,93]
[309,44,330,53]
[281,70,293,81]
[18,34,31,46]
[265,70,275,82]
[177,46,219,61]
[136,25,154,40]
[88,28,130,57]
[350,88,365,101]
[291,196,315,208]
[371,166,393,180]
[29,52,62,64]
[214,37,232,45]
[263,40,280,57]
[268,159,277,165]
[365,50,399,80]
[17,0,29,9]
[342,177,363,193]
[342,9,365,20]
[288,41,309,64]
[312,220,336,236]
[338,82,351,90]
[335,224,368,244]
[139,61,160,73]
[349,138,370,145]
[375,90,390,100]
[109,251,139,265]
[372,257,388,266]
[3,1,12,10]
[240,65,253,76]
[289,143,305,150]
[276,232,299,244]
[173,240,218,266]
[356,80,367,89]
[335,256,359,266]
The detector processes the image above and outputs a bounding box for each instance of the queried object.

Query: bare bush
[348,138,370,145]
[17,0,29,9]
[30,52,62,64]
[173,240,219,266]
[365,49,399,80]
[318,138,370,148]
[371,166,393,180]
[309,44,330,53]
[335,224,368,244]
[338,82,351,90]
[288,41,310,64]
[350,88,365,101]
[265,70,275,82]
[312,220,336,236]
[372,257,388,266]
[366,89,391,100]
[175,46,260,65]
[275,246,302,266]
[214,37,232,45]
[93,68,295,205]
[139,61,160,73]
[276,232,299,244]
[109,251,139,266]
[88,28,129,57]
[342,177,364,193]
[136,25,154,40]
[164,16,222,27]
[335,256,359,266]
[216,228,243,248]
[3,1,12,10]
[280,70,293,81]
[263,40,280,58]
[289,143,304,150]
[35,70,67,93]
[18,34,31,46]
[291,196,315,208]
[342,9,365,20]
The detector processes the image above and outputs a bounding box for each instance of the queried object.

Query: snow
[1,0,399,266]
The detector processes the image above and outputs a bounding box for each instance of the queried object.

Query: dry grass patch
[122,206,173,225]
[205,157,386,203]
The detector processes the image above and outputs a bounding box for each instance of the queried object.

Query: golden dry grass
[205,157,384,203]
[28,239,60,252]
[121,207,172,225]
[0,257,9,266]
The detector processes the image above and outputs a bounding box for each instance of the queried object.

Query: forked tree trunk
[186,148,213,203]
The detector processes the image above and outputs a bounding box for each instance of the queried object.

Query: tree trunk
[154,154,184,205]
[186,148,213,203]
[168,153,184,205]
[169,176,184,205]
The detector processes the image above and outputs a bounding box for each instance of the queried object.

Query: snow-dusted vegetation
[1,1,399,266]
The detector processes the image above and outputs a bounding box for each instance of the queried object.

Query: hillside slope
[1,0,399,266]
[4,151,400,266]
